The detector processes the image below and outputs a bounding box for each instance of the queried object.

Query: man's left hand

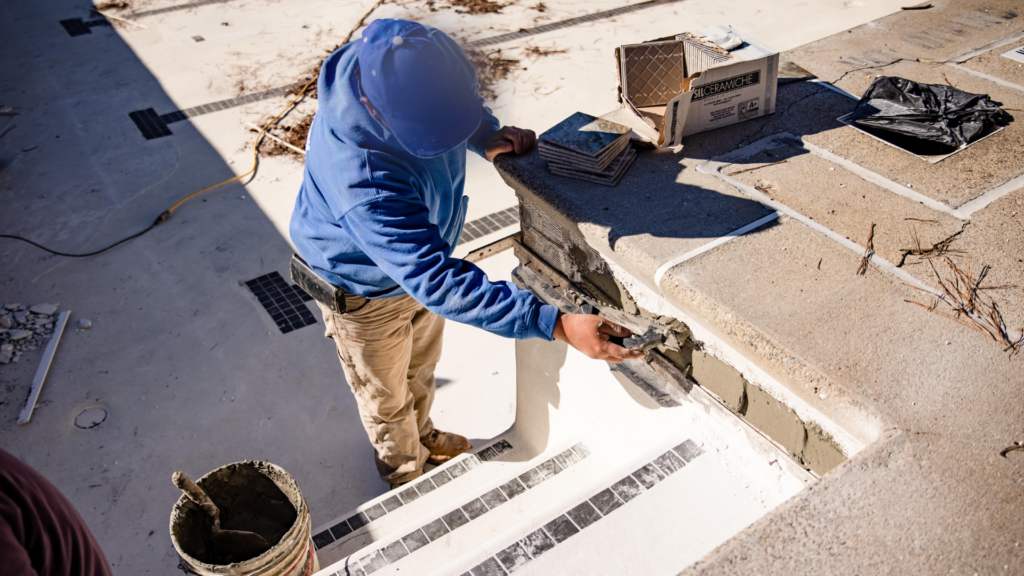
[484,126,536,162]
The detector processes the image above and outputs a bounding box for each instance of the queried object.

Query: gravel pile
[0,303,60,365]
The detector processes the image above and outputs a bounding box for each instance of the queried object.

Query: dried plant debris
[261,115,312,158]
[906,257,1023,355]
[467,48,521,101]
[856,223,875,275]
[95,1,131,11]
[532,2,547,11]
[523,45,565,58]
[428,0,511,14]
[897,223,966,267]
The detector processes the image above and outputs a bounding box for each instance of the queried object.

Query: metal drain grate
[245,272,317,334]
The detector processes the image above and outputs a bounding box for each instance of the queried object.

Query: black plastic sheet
[850,76,1005,155]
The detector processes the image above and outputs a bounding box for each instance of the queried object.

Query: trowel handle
[172,471,221,527]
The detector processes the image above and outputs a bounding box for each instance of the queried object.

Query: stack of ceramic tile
[539,112,636,187]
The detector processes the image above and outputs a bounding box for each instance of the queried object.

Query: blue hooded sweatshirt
[289,39,559,341]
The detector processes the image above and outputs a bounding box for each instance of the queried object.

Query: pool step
[312,334,814,576]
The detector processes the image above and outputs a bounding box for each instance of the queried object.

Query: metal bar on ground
[18,310,71,425]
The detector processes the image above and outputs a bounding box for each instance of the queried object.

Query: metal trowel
[172,471,271,561]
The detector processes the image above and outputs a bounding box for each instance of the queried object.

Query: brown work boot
[421,429,472,465]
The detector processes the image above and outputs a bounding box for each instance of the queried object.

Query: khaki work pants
[317,294,444,485]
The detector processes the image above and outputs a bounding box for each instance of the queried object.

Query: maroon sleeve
[0,504,38,576]
[0,449,112,576]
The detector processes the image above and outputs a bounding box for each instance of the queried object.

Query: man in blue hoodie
[290,19,642,488]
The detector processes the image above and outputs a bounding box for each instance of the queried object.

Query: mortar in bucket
[170,461,319,576]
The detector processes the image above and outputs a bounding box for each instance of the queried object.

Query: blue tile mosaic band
[465,439,704,575]
[333,443,591,575]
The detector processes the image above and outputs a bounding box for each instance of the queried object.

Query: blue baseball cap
[358,19,483,158]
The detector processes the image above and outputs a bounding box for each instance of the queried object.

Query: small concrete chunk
[29,303,58,316]
[7,330,32,341]
[78,318,93,330]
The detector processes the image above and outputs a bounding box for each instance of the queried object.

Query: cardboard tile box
[611,25,779,147]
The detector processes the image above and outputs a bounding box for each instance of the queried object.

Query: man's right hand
[553,313,646,363]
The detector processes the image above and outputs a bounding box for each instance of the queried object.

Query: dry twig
[905,257,1023,355]
[726,159,788,177]
[856,223,875,275]
[897,224,966,267]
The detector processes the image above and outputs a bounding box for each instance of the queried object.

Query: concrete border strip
[944,62,1024,94]
[652,212,780,286]
[807,78,858,100]
[800,140,966,218]
[955,173,1024,217]
[696,133,932,293]
[17,311,71,425]
[948,30,1024,63]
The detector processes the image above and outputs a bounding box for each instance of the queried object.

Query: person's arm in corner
[343,194,643,362]
[0,518,36,576]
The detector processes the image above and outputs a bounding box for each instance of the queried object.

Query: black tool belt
[290,254,350,314]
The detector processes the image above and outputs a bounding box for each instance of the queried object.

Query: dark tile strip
[128,83,303,139]
[312,439,514,551]
[466,439,704,575]
[60,17,111,37]
[129,108,173,140]
[340,443,590,575]
[127,0,239,19]
[466,0,689,48]
[60,19,92,37]
[476,438,513,461]
[458,207,520,245]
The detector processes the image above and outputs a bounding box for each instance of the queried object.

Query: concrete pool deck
[495,1,1024,574]
[1,0,1020,574]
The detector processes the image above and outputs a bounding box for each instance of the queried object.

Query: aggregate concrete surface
[2,0,1015,574]
[496,1,1024,574]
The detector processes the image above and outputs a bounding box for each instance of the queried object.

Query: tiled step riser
[458,439,705,576]
[332,443,593,576]
[312,439,515,564]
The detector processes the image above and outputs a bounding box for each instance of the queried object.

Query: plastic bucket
[170,461,319,576]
